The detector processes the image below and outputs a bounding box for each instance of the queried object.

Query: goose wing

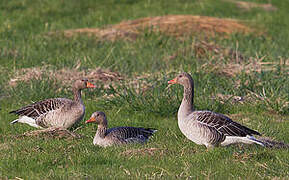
[10,98,72,118]
[193,111,261,137]
[107,127,157,143]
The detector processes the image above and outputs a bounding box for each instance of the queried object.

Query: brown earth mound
[63,15,253,41]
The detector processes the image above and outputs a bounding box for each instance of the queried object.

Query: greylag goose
[86,111,157,147]
[10,79,95,129]
[168,72,264,148]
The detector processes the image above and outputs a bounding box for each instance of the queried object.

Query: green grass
[1,0,289,179]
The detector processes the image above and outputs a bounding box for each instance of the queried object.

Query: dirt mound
[63,15,253,41]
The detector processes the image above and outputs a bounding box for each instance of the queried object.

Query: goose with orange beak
[10,79,96,130]
[86,111,157,147]
[168,72,264,148]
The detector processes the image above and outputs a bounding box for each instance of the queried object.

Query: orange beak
[86,81,96,88]
[86,117,96,123]
[168,78,177,84]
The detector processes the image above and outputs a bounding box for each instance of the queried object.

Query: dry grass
[8,66,168,97]
[224,0,277,11]
[121,148,167,158]
[211,93,247,104]
[233,151,255,164]
[62,15,254,41]
[8,66,124,88]
[0,143,10,151]
[165,40,245,62]
[200,56,289,77]
[18,128,82,139]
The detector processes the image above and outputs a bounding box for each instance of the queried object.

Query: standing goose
[10,79,95,129]
[86,111,157,147]
[168,72,264,148]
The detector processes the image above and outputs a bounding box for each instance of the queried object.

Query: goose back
[93,126,157,147]
[10,98,85,129]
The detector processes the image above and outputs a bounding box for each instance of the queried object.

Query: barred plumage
[10,98,67,118]
[169,72,263,148]
[10,79,95,129]
[86,111,157,147]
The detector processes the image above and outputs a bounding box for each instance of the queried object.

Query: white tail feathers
[10,116,42,128]
[221,135,265,147]
[10,119,19,124]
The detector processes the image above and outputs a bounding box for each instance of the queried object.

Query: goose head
[168,72,194,88]
[74,79,96,90]
[86,111,107,126]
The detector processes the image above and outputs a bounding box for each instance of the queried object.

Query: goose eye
[179,75,183,78]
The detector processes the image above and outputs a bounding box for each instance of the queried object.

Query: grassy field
[1,0,289,179]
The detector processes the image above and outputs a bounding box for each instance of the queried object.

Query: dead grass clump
[20,128,81,139]
[225,0,277,11]
[165,40,245,62]
[9,66,124,87]
[201,56,289,77]
[121,148,167,158]
[211,93,246,104]
[233,151,255,163]
[212,89,289,115]
[63,15,254,41]
[9,67,44,87]
[0,143,10,151]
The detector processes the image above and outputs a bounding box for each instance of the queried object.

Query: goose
[168,72,264,148]
[10,79,95,129]
[86,111,157,147]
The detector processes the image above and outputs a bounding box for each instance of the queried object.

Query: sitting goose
[168,72,264,148]
[86,111,157,147]
[10,79,95,129]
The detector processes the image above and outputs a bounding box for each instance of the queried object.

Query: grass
[1,0,289,179]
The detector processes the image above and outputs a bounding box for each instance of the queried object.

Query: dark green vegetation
[1,0,289,179]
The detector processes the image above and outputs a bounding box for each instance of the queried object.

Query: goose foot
[205,144,215,151]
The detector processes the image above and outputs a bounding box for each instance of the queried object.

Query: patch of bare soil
[9,66,124,88]
[121,148,167,158]
[224,0,277,11]
[62,15,254,41]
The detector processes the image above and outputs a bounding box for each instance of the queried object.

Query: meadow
[0,0,289,179]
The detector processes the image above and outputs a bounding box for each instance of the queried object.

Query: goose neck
[96,124,107,139]
[178,85,194,118]
[73,88,83,104]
